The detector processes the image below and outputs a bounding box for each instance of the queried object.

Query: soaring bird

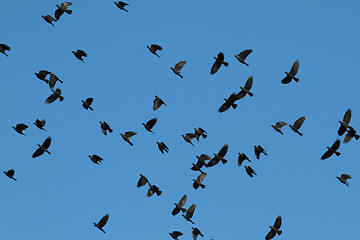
[281,60,299,84]
[236,76,254,99]
[32,137,51,158]
[72,49,87,62]
[194,128,207,140]
[114,1,129,12]
[55,2,73,20]
[3,169,17,181]
[82,97,94,110]
[289,116,305,136]
[344,127,360,143]
[169,231,183,240]
[218,93,238,113]
[171,61,187,78]
[137,174,149,188]
[42,15,57,26]
[153,95,167,111]
[192,227,204,240]
[238,153,251,167]
[211,52,228,75]
[0,44,10,57]
[338,109,352,136]
[156,141,169,154]
[120,131,137,146]
[271,121,287,135]
[182,133,197,146]
[48,73,63,89]
[88,154,103,165]
[193,173,206,190]
[182,204,196,224]
[147,184,162,197]
[12,123,28,135]
[206,144,228,167]
[191,154,210,173]
[336,174,351,186]
[235,49,252,66]
[172,195,187,216]
[99,121,113,135]
[147,44,162,57]
[93,214,109,234]
[321,139,341,160]
[34,70,51,83]
[244,166,257,177]
[142,118,157,134]
[265,216,282,240]
[45,88,64,104]
[34,119,46,132]
[254,145,267,159]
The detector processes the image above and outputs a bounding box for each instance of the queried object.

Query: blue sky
[1,1,359,239]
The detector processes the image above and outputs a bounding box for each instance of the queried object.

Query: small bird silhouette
[281,60,299,84]
[93,214,109,233]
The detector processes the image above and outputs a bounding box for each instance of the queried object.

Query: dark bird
[34,119,46,132]
[45,88,64,104]
[321,139,341,160]
[182,133,197,146]
[99,121,113,135]
[34,70,50,83]
[3,169,17,181]
[172,195,187,216]
[32,137,51,158]
[235,49,252,66]
[344,127,360,143]
[93,214,109,234]
[281,60,299,84]
[114,1,129,12]
[193,173,206,190]
[137,174,149,188]
[338,109,352,136]
[206,144,228,167]
[265,216,282,240]
[238,153,251,167]
[88,154,103,165]
[218,93,238,113]
[156,141,169,154]
[82,97,94,110]
[72,49,87,62]
[182,204,196,224]
[194,128,207,140]
[244,166,257,177]
[48,73,63,89]
[289,116,305,136]
[147,44,162,57]
[191,154,210,173]
[55,2,73,20]
[171,61,187,78]
[254,145,267,159]
[120,131,137,146]
[211,52,228,75]
[236,75,254,99]
[142,118,157,134]
[147,184,162,197]
[0,44,10,57]
[169,231,183,240]
[42,15,57,26]
[192,227,204,240]
[337,174,351,186]
[12,123,28,135]
[153,95,167,111]
[271,121,287,135]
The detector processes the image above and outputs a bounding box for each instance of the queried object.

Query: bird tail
[65,9,72,14]
[248,92,254,97]
[278,230,282,236]
[223,61,229,67]
[13,177,17,181]
[108,128,113,133]
[129,142,133,146]
[335,151,341,156]
[101,228,106,234]
[59,96,64,101]
[189,219,195,224]
[4,52,8,57]
[202,134,207,139]
[124,9,128,12]
[200,184,205,189]
[156,190,162,196]
[179,74,183,78]
[221,159,227,164]
[89,106,94,111]
[253,172,257,176]
[181,208,186,213]
[232,103,237,109]
[298,132,303,136]
[42,128,47,132]
[355,134,360,140]
[293,77,299,82]
[199,169,205,174]
[45,150,51,155]
[244,62,249,66]
[44,79,49,84]
[58,79,64,83]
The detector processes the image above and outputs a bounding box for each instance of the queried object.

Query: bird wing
[273,216,282,228]
[151,44,162,51]
[244,76,253,90]
[186,204,196,218]
[54,9,63,20]
[293,116,305,130]
[343,109,352,124]
[290,60,299,75]
[32,147,45,158]
[218,144,228,157]
[98,214,109,228]
[255,148,260,159]
[275,121,287,128]
[281,76,292,84]
[17,123,28,130]
[86,97,93,105]
[235,90,246,100]
[198,127,206,134]
[45,91,58,104]
[42,137,52,149]
[179,195,187,207]
[39,70,50,76]
[239,49,252,59]
[153,98,161,111]
[93,155,103,161]
[146,118,157,129]
[199,154,211,161]
[41,119,46,125]
[197,173,207,183]
[217,52,225,61]
[218,101,231,113]
[331,139,341,150]
[137,175,148,187]
[62,2,73,8]
[186,133,197,140]
[7,169,15,177]
[146,187,155,197]
[265,229,276,240]
[173,231,183,237]
[341,174,351,180]
[175,61,186,71]
[125,131,137,138]
[49,73,59,89]
[210,61,221,75]
[321,149,332,160]
[0,44,10,50]
[77,50,87,57]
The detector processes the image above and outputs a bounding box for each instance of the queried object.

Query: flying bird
[12,123,28,135]
[193,173,206,190]
[120,131,137,146]
[55,2,73,20]
[344,127,360,143]
[3,169,17,181]
[147,44,162,57]
[265,216,282,240]
[289,116,305,136]
[171,61,187,78]
[48,73,63,89]
[244,166,257,177]
[42,15,57,26]
[147,184,162,197]
[321,139,341,160]
[169,231,183,240]
[45,88,64,104]
[191,154,210,173]
[281,60,299,84]
[0,43,10,57]
[254,145,267,159]
[338,109,352,136]
[238,153,251,167]
[271,121,287,135]
[235,49,252,66]
[172,195,187,216]
[218,93,238,113]
[336,174,351,186]
[182,133,197,146]
[182,204,196,224]
[34,119,46,132]
[192,227,204,240]
[88,154,103,165]
[194,128,207,140]
[211,52,228,75]
[206,144,228,167]
[93,214,109,234]
[114,1,129,12]
[137,174,149,188]
[99,121,113,135]
[72,49,87,62]
[156,141,169,154]
[153,95,167,111]
[32,137,51,158]
[142,118,157,134]
[34,70,51,83]
[236,76,254,99]
[82,97,94,110]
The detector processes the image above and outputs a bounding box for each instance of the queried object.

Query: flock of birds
[1,2,358,240]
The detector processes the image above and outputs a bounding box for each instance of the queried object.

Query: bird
[153,95,167,111]
[169,231,183,240]
[0,43,10,57]
[171,61,187,78]
[34,119,46,132]
[114,1,129,12]
[271,121,287,135]
[289,116,305,136]
[3,169,17,181]
[72,50,87,62]
[93,214,109,234]
[32,137,51,158]
[147,184,162,197]
[254,145,267,159]
[236,76,254,99]
[182,204,196,224]
[42,15,57,26]
[336,174,351,186]
[338,109,352,136]
[147,44,162,57]
[137,174,149,188]
[55,2,73,20]
[281,60,299,84]
[120,131,137,146]
[193,173,207,190]
[192,227,204,240]
[265,216,282,240]
[172,195,187,216]
[142,118,157,134]
[344,127,360,143]
[194,128,207,140]
[219,93,238,113]
[12,123,28,135]
[321,139,341,160]
[99,121,113,135]
[48,73,63,89]
[211,52,228,75]
[235,49,252,66]
[45,88,64,104]
[237,153,251,167]
[34,70,50,83]
[182,133,197,146]
[244,166,257,177]
[88,154,103,165]
[82,97,94,110]
[191,154,210,173]
[156,141,169,154]
[206,144,228,167]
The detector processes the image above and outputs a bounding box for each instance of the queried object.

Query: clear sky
[1,1,359,239]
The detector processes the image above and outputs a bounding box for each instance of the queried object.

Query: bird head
[37,144,42,148]
[71,51,75,54]
[285,71,289,75]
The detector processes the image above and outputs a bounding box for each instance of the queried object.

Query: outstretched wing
[343,109,352,124]
[151,44,162,51]
[98,214,109,228]
[275,121,287,128]
[218,144,228,157]
[244,76,253,90]
[146,118,157,129]
[175,61,186,71]
[290,60,299,75]
[293,116,305,130]
[42,137,52,149]
[273,216,282,228]
[238,49,252,59]
[186,204,196,218]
